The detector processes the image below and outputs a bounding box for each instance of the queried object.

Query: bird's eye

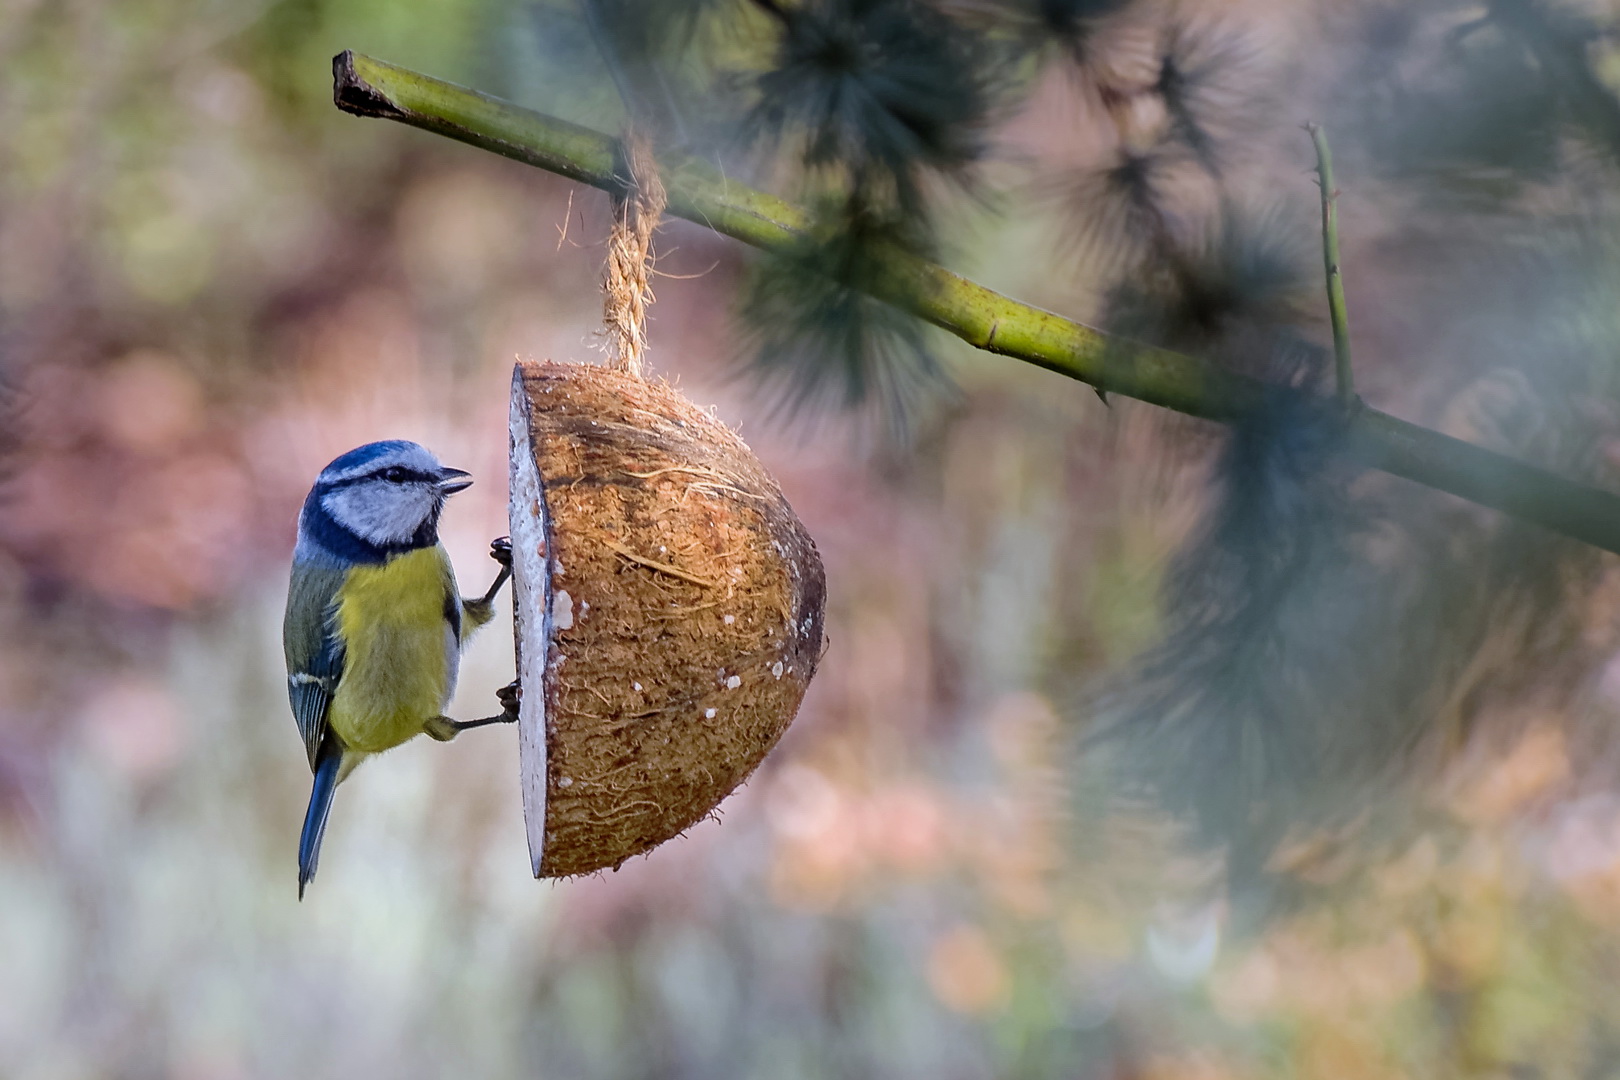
[380,466,410,483]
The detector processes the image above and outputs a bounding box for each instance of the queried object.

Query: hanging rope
[602,130,666,379]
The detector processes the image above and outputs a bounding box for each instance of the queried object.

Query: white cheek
[323,485,432,545]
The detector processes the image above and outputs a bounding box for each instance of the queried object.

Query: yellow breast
[328,545,461,755]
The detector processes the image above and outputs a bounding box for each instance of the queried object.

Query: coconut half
[507,360,826,878]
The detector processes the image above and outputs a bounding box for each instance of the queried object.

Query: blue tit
[284,440,516,899]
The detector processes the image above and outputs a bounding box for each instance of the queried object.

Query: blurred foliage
[743,0,992,214]
[10,1,1620,1079]
[736,199,945,419]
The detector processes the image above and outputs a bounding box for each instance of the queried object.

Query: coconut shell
[507,359,826,878]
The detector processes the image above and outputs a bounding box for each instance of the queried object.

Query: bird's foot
[423,681,521,742]
[472,538,513,609]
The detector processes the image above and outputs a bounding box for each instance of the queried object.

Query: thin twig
[556,187,575,251]
[1306,121,1355,406]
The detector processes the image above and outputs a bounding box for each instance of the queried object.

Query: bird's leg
[423,681,521,742]
[480,536,512,603]
[460,537,513,629]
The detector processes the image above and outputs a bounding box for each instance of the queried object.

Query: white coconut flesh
[508,381,551,878]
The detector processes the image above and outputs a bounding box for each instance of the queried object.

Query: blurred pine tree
[322,0,1620,903]
[512,0,1620,887]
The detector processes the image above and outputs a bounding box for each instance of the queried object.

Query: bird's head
[302,440,472,556]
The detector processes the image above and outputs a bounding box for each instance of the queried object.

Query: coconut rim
[509,367,553,877]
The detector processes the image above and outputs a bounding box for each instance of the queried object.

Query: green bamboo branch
[1306,122,1355,406]
[333,50,1620,557]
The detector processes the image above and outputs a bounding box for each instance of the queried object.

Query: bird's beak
[437,466,473,494]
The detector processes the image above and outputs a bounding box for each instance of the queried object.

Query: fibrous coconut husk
[507,359,826,878]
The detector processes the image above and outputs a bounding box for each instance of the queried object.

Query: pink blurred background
[8,1,1620,1077]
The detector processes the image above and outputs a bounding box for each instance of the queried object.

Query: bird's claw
[489,536,512,567]
[496,679,520,716]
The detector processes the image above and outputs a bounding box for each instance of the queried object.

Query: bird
[283,439,516,899]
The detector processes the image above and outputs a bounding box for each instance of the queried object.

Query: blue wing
[283,560,348,771]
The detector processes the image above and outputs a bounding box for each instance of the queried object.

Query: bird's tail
[298,737,342,900]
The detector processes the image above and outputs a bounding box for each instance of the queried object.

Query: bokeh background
[11,0,1620,1077]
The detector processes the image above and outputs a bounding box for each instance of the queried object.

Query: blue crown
[318,440,423,479]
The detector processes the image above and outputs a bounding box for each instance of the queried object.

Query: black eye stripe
[319,467,436,490]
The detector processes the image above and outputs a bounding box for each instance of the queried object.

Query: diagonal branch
[332,50,1620,558]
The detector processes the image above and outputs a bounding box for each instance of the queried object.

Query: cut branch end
[332,51,408,120]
